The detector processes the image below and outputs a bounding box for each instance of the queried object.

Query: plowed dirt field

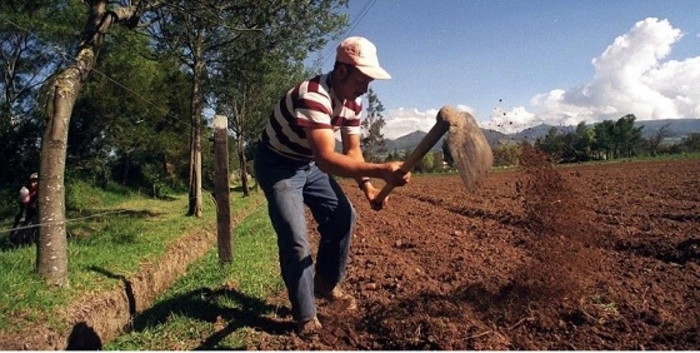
[258,157,699,350]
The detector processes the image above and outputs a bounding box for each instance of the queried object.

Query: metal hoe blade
[446,109,493,192]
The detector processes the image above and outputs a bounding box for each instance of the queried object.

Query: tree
[216,59,309,196]
[0,0,79,124]
[613,114,644,158]
[384,148,398,162]
[573,121,595,160]
[593,120,614,160]
[69,29,191,190]
[646,122,672,156]
[148,0,224,217]
[492,143,521,167]
[0,1,82,189]
[680,133,700,152]
[537,126,564,160]
[151,0,349,214]
[360,88,386,162]
[37,0,163,286]
[415,152,435,173]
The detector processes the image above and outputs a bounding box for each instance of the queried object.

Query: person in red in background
[10,173,39,245]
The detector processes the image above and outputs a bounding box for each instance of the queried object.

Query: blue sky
[306,0,700,138]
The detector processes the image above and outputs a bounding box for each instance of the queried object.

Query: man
[254,36,410,336]
[10,172,39,245]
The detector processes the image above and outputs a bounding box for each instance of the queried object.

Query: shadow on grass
[126,286,292,350]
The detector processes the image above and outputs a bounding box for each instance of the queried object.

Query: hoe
[373,105,493,208]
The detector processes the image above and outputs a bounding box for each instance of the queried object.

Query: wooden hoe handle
[373,116,451,207]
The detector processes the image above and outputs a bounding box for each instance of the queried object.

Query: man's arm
[305,127,389,179]
[341,131,374,189]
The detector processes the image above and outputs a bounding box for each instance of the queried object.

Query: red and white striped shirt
[261,73,362,161]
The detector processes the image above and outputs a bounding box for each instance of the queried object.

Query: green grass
[0,185,262,336]
[105,205,281,350]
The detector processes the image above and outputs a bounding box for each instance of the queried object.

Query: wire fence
[0,209,131,235]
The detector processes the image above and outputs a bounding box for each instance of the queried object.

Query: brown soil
[255,156,700,350]
[5,158,697,350]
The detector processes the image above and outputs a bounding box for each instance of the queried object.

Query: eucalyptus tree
[613,114,644,158]
[149,0,349,213]
[360,88,387,162]
[0,0,80,124]
[0,1,82,187]
[214,58,309,196]
[69,29,191,188]
[646,122,672,156]
[147,0,237,217]
[37,0,166,287]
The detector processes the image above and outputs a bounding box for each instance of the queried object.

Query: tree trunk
[237,136,249,197]
[187,46,204,217]
[37,70,82,286]
[36,0,121,286]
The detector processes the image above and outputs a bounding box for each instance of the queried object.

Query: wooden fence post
[213,115,232,264]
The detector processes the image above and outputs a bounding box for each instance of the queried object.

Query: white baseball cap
[336,36,391,80]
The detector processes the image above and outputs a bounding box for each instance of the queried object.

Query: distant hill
[634,119,700,138]
[385,131,429,152]
[511,124,574,142]
[381,118,700,153]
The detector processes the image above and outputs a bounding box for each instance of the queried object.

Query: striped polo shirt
[260,73,362,161]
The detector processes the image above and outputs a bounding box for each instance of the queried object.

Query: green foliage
[493,143,521,167]
[535,114,656,163]
[415,152,436,173]
[69,29,191,192]
[360,88,387,162]
[0,0,83,120]
[613,114,644,158]
[536,126,565,159]
[676,133,700,153]
[0,0,83,201]
[384,148,401,162]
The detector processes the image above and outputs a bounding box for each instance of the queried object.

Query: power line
[320,0,378,67]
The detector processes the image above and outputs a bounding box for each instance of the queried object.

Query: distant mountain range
[381,118,700,152]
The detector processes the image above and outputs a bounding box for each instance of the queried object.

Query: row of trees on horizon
[359,111,700,171]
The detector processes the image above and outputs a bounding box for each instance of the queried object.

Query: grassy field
[104,206,282,350]
[0,181,265,336]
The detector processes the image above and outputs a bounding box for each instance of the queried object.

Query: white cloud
[382,105,476,139]
[481,106,540,134]
[489,17,700,132]
[382,18,700,136]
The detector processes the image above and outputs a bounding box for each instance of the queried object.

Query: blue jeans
[254,144,356,323]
